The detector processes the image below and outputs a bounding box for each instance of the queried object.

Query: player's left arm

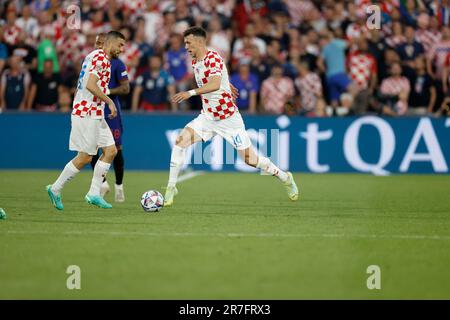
[109,78,130,95]
[172,76,221,103]
[109,63,130,96]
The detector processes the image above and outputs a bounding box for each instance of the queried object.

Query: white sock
[51,161,80,195]
[256,156,288,182]
[168,145,185,188]
[88,160,111,196]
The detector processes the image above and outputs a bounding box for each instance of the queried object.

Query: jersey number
[77,63,87,90]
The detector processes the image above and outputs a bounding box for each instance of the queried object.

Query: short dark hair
[183,26,207,38]
[106,30,125,41]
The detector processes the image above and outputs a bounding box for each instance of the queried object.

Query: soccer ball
[141,190,164,212]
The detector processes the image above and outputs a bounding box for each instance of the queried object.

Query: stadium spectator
[379,62,411,116]
[207,14,232,63]
[230,61,259,114]
[59,63,80,113]
[153,9,177,52]
[0,55,31,112]
[0,0,449,118]
[232,23,267,60]
[396,25,425,69]
[347,37,378,115]
[427,26,450,81]
[415,13,441,52]
[119,27,141,83]
[0,28,8,74]
[295,60,325,117]
[233,0,268,37]
[260,63,295,114]
[12,31,38,74]
[248,43,271,82]
[37,32,59,73]
[132,55,176,112]
[367,29,388,77]
[134,17,154,74]
[27,59,63,112]
[15,5,39,47]
[318,29,356,114]
[386,21,406,49]
[3,9,21,49]
[407,56,436,116]
[165,33,191,111]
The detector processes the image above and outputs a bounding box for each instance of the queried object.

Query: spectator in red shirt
[295,61,325,117]
[347,38,378,115]
[260,63,295,114]
[380,62,411,116]
[233,0,268,37]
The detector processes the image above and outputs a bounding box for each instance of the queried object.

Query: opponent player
[46,31,126,210]
[164,26,298,206]
[90,33,130,202]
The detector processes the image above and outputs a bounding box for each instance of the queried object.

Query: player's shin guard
[256,156,288,182]
[51,161,80,195]
[88,160,111,196]
[168,145,186,188]
[113,149,124,185]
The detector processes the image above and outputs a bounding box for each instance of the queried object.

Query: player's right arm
[172,76,221,103]
[85,73,117,118]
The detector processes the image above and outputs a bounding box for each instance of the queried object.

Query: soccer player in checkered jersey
[89,33,130,203]
[164,26,298,206]
[46,31,126,210]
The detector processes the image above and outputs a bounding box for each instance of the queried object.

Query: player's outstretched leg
[164,145,183,207]
[86,145,116,209]
[46,160,81,210]
[240,147,299,201]
[164,127,201,207]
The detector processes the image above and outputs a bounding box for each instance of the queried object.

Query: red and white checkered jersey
[56,32,86,71]
[415,29,441,51]
[120,42,141,82]
[380,76,410,96]
[348,51,377,90]
[3,25,22,46]
[192,49,236,121]
[295,72,322,112]
[427,40,450,78]
[386,35,406,48]
[284,0,315,27]
[346,23,370,42]
[72,49,111,119]
[261,76,295,114]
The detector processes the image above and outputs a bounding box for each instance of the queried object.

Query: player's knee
[175,135,184,147]
[81,154,93,164]
[109,146,118,158]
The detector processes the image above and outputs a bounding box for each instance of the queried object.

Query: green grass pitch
[0,171,449,299]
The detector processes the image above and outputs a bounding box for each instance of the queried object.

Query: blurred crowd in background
[1,0,450,117]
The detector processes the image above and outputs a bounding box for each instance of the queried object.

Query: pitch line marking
[4,230,450,241]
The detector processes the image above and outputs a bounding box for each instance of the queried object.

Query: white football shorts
[186,111,251,150]
[69,115,115,155]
